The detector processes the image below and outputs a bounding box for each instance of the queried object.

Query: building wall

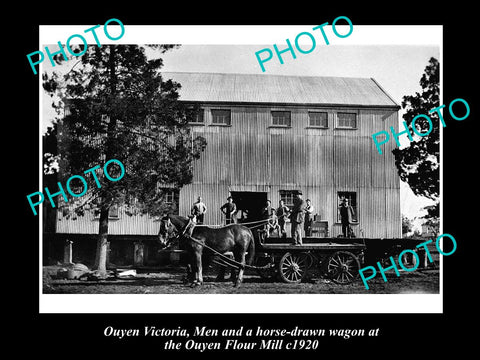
[183,103,401,237]
[56,207,161,235]
[54,103,401,238]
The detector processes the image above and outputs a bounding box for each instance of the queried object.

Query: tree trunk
[94,45,117,276]
[94,203,110,275]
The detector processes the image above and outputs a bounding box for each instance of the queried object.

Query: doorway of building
[230,191,268,224]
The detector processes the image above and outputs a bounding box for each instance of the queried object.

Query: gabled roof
[162,72,399,108]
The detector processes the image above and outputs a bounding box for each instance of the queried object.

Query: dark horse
[158,214,255,287]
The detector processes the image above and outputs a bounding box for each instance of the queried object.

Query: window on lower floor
[92,204,120,220]
[108,204,120,219]
[159,187,180,215]
[279,190,300,208]
[337,191,358,222]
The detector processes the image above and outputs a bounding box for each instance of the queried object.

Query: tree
[420,205,439,238]
[43,45,206,275]
[402,215,414,237]
[392,57,440,219]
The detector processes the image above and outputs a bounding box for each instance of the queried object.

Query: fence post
[134,241,144,267]
[417,248,428,268]
[63,239,73,264]
[106,241,111,268]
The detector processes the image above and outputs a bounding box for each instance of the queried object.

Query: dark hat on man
[297,191,303,195]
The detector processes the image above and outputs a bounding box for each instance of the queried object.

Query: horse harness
[170,218,274,271]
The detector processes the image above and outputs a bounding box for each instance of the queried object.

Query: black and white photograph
[18,9,477,354]
[37,24,445,311]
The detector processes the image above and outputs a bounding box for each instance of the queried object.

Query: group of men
[259,192,314,245]
[190,196,238,225]
[190,193,355,245]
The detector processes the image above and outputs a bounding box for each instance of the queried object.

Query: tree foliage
[392,57,440,201]
[43,45,206,271]
[402,215,413,236]
[44,45,206,216]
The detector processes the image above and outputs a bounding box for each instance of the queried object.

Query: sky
[40,25,441,230]
[154,44,438,107]
[154,44,439,230]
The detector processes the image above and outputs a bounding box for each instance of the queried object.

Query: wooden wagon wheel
[278,252,309,283]
[326,251,361,284]
[255,255,276,280]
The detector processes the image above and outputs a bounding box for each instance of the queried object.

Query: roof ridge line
[162,71,372,80]
[369,77,400,107]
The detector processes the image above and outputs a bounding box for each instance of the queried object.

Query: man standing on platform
[290,191,307,245]
[339,198,355,238]
[220,196,237,225]
[304,199,315,237]
[191,196,207,224]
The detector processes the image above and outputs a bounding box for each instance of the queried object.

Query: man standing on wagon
[290,191,307,245]
[191,196,207,224]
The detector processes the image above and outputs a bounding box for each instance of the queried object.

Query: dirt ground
[43,265,439,294]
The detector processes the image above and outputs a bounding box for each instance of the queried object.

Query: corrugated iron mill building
[49,72,401,266]
[168,72,401,238]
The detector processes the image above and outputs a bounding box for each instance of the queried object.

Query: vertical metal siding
[56,104,401,238]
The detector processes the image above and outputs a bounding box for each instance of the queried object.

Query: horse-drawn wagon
[157,214,378,287]
[157,214,428,287]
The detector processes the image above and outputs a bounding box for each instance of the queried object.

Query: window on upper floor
[211,109,231,126]
[189,108,204,124]
[337,112,357,129]
[308,111,328,128]
[271,111,291,127]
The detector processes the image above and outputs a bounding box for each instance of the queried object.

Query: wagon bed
[254,237,366,284]
[255,235,433,283]
[159,220,425,285]
[259,242,366,251]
